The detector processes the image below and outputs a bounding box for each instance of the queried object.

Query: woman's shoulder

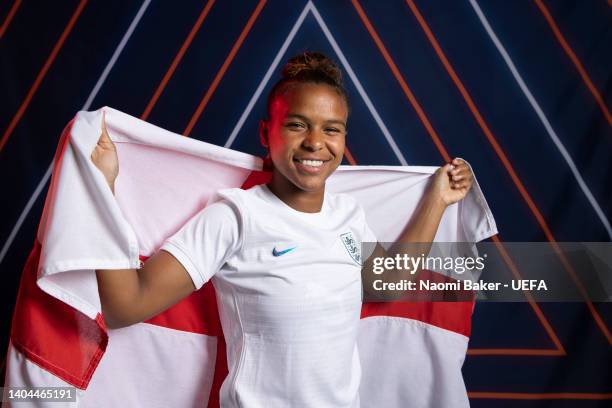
[208,185,267,212]
[326,191,362,213]
[214,185,263,200]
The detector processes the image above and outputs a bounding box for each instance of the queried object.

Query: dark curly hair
[266,51,350,117]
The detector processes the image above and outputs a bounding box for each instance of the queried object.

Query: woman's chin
[292,175,327,193]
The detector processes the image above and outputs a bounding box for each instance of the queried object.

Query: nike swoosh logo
[272,246,296,257]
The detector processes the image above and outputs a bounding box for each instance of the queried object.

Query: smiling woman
[92,51,475,407]
[258,52,350,211]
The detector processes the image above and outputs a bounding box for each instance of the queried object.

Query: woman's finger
[450,163,469,174]
[98,111,115,148]
[101,112,109,136]
[451,168,470,178]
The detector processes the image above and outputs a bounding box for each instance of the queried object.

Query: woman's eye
[286,122,305,129]
[325,128,340,133]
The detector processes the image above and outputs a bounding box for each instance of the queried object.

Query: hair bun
[281,51,343,86]
[266,51,350,118]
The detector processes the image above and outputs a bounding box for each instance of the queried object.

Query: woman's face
[261,82,348,193]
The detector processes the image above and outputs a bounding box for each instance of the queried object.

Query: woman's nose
[302,130,324,151]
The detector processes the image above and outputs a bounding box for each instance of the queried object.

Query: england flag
[3,107,496,407]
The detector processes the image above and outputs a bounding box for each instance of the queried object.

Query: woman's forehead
[270,83,348,119]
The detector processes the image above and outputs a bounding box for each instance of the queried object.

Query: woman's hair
[266,51,350,117]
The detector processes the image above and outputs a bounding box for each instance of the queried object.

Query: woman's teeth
[298,159,323,167]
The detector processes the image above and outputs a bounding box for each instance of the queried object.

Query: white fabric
[4,342,85,408]
[80,324,217,408]
[4,106,498,408]
[357,318,470,407]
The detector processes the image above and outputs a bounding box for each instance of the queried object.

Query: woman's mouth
[293,158,329,174]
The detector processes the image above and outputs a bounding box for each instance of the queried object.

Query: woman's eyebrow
[325,119,347,128]
[285,114,346,128]
[285,114,310,122]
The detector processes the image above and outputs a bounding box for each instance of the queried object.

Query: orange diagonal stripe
[353,0,566,354]
[0,0,21,39]
[184,0,266,137]
[534,0,611,126]
[405,0,612,345]
[350,0,450,162]
[344,147,357,165]
[141,0,216,121]
[467,348,564,356]
[469,392,612,400]
[0,0,88,152]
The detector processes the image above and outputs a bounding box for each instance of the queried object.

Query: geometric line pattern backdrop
[1,1,610,406]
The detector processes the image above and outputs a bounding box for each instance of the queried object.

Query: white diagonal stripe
[0,0,152,265]
[224,1,311,148]
[469,0,612,239]
[309,2,408,165]
[226,1,408,166]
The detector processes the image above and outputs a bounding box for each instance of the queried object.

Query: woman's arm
[95,252,195,329]
[395,158,473,244]
[92,111,195,329]
[362,159,474,299]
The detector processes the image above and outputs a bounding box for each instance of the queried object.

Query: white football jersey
[161,184,377,408]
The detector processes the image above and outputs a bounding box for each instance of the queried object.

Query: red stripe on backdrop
[351,0,567,355]
[141,0,216,121]
[184,0,267,137]
[469,392,612,400]
[343,147,357,165]
[534,0,612,127]
[403,0,611,346]
[349,0,450,162]
[353,1,612,392]
[0,0,88,152]
[466,237,565,355]
[135,0,357,163]
[0,0,21,39]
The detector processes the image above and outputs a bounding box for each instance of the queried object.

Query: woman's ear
[259,119,269,149]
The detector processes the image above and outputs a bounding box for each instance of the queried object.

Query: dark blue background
[1,1,610,405]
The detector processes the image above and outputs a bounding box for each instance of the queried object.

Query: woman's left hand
[429,158,474,207]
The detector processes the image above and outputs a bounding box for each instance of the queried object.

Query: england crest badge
[340,231,362,265]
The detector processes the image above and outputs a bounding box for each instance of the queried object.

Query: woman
[92,51,473,407]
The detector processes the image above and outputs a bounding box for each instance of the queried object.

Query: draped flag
[3,107,497,407]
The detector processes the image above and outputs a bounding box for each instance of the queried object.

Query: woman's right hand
[90,111,119,192]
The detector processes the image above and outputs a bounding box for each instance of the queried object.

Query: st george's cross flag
[3,107,497,407]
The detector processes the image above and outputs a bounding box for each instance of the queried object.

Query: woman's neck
[267,173,325,213]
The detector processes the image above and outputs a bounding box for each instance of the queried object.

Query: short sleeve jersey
[160,184,377,408]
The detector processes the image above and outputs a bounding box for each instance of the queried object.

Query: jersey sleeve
[159,200,242,290]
